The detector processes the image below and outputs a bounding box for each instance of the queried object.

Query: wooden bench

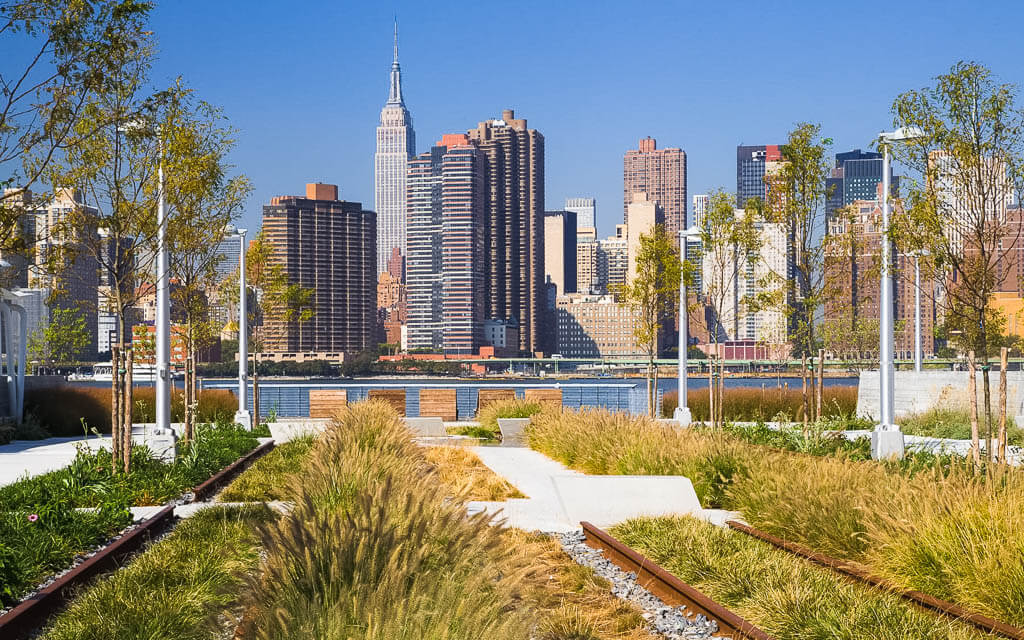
[524,388,562,409]
[368,388,406,416]
[309,389,347,418]
[476,388,515,414]
[418,388,457,422]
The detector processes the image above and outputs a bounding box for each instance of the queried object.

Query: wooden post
[123,348,133,473]
[110,344,121,469]
[801,353,808,434]
[999,347,1008,464]
[817,348,825,422]
[708,354,715,427]
[968,351,980,466]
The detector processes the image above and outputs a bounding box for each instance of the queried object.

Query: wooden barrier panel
[368,388,406,416]
[524,388,562,408]
[418,388,457,422]
[477,388,515,413]
[309,389,347,418]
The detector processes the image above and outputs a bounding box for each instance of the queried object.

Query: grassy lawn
[612,515,988,640]
[39,505,274,640]
[526,407,1024,627]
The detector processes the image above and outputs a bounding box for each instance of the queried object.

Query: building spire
[387,20,404,106]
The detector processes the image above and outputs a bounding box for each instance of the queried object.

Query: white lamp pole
[914,252,922,373]
[155,138,170,433]
[235,228,251,430]
[873,126,924,459]
[675,228,700,426]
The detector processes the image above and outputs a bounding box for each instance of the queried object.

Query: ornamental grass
[661,384,858,421]
[526,406,1024,627]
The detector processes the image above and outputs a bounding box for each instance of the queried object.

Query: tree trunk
[999,347,1008,464]
[653,358,660,418]
[816,348,825,421]
[252,351,260,428]
[646,358,654,418]
[111,344,121,471]
[717,354,725,427]
[968,351,980,466]
[122,348,133,474]
[801,354,808,435]
[982,357,993,464]
[708,354,714,427]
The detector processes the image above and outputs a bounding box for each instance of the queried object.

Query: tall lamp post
[233,227,251,430]
[873,126,924,459]
[675,228,702,426]
[154,136,171,434]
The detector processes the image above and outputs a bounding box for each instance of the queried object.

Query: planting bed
[0,422,267,633]
[526,406,1024,628]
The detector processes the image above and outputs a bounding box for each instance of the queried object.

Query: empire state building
[374,24,416,277]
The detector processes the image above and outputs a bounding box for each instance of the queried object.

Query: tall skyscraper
[543,210,577,297]
[623,137,687,236]
[565,197,596,231]
[826,149,899,219]
[262,183,376,355]
[406,136,487,354]
[625,192,663,282]
[692,194,709,229]
[374,24,416,276]
[468,109,545,354]
[736,144,782,207]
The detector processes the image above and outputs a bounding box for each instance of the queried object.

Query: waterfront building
[599,226,628,294]
[692,194,709,230]
[543,210,577,297]
[405,136,487,354]
[576,239,600,294]
[736,144,782,207]
[623,137,687,238]
[565,197,596,231]
[625,192,663,282]
[374,24,416,276]
[555,293,643,357]
[467,109,545,354]
[261,183,376,355]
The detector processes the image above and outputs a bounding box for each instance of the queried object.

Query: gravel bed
[558,530,721,640]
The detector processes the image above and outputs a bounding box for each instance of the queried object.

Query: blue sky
[143,0,1018,236]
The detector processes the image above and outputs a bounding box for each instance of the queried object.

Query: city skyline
[129,1,1023,238]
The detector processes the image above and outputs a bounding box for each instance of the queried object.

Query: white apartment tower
[374,23,416,276]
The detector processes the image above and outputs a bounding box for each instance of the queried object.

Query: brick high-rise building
[406,136,487,354]
[261,183,376,355]
[623,137,686,237]
[467,109,545,354]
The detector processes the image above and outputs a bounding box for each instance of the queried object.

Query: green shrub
[900,406,1024,444]
[0,420,14,445]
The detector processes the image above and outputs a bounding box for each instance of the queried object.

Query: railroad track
[580,521,774,640]
[725,520,1024,640]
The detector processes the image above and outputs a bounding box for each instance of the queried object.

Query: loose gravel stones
[558,530,720,640]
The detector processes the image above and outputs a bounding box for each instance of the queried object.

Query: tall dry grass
[238,401,530,640]
[528,407,1024,626]
[661,385,858,421]
[477,397,544,433]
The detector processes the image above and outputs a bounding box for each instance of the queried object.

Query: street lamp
[874,126,924,459]
[120,120,170,434]
[231,227,251,430]
[675,228,702,426]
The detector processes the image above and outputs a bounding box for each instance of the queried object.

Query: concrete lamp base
[235,410,253,431]
[673,406,693,428]
[871,427,905,460]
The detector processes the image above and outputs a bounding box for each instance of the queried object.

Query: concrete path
[467,447,704,532]
[0,436,113,487]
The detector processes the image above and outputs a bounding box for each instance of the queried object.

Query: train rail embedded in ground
[580,521,774,640]
[725,520,1024,640]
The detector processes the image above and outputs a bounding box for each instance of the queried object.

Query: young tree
[694,190,759,426]
[618,224,681,417]
[1,0,151,258]
[44,25,158,474]
[891,61,1024,462]
[26,306,89,371]
[760,123,835,423]
[162,84,250,441]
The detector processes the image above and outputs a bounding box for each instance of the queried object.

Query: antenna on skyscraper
[393,16,398,63]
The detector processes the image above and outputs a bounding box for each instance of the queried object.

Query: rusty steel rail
[580,521,774,640]
[0,440,276,639]
[191,440,275,501]
[726,520,1024,640]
